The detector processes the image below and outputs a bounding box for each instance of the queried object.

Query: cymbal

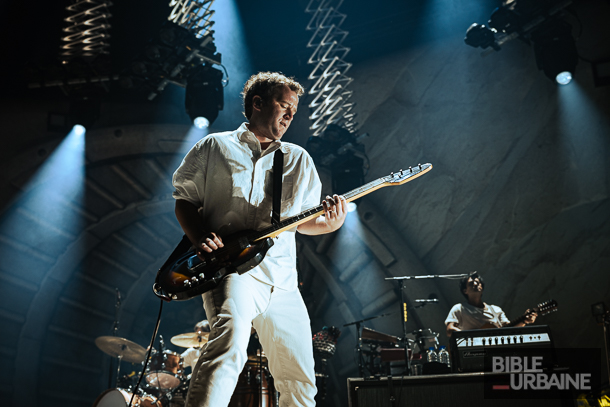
[171,332,210,348]
[95,336,147,363]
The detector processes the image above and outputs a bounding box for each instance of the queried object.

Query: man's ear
[253,96,263,109]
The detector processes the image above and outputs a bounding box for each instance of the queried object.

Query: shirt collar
[237,122,288,154]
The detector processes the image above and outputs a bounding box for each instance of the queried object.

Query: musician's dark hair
[460,271,484,299]
[242,72,304,119]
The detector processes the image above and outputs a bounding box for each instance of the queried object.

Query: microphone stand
[385,274,467,376]
[399,280,411,376]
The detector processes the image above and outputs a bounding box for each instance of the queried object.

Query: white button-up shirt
[172,123,322,290]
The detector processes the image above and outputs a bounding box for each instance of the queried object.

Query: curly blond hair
[242,72,305,119]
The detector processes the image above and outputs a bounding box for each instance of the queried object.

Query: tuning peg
[418,163,422,169]
[409,166,412,172]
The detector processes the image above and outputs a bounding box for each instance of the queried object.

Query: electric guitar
[153,163,432,301]
[479,299,558,329]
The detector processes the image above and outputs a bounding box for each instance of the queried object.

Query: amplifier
[347,372,571,407]
[449,325,554,373]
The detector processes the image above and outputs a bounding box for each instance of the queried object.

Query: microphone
[116,288,121,305]
[414,298,439,303]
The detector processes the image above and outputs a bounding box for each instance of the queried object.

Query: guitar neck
[252,177,387,242]
[505,300,558,327]
[251,163,432,242]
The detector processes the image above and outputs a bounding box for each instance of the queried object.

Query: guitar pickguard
[154,234,273,301]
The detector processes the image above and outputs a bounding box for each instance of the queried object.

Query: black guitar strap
[272,148,283,226]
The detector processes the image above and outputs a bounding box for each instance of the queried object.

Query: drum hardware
[229,359,276,407]
[247,350,268,364]
[170,331,210,348]
[411,328,440,355]
[96,335,148,394]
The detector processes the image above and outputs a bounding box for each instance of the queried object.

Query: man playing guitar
[172,72,347,407]
[445,272,537,337]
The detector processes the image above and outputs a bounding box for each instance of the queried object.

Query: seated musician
[445,272,537,337]
[181,320,210,373]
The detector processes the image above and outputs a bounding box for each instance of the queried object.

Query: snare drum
[92,388,163,407]
[145,350,184,390]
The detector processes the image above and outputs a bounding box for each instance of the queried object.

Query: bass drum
[92,388,163,407]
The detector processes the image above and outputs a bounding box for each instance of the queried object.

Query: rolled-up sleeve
[172,138,209,207]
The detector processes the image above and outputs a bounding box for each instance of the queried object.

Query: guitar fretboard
[252,177,387,241]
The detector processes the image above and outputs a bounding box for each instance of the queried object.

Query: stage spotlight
[73,124,86,136]
[464,23,499,51]
[556,71,573,85]
[347,202,358,212]
[193,117,210,129]
[185,65,224,126]
[488,7,521,34]
[532,20,578,85]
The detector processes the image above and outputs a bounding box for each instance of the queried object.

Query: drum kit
[92,330,277,407]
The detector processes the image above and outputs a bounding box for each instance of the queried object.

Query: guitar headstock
[382,163,433,185]
[534,299,558,316]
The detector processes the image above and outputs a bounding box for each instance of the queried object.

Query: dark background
[0,0,609,406]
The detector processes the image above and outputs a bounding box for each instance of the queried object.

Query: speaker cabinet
[347,373,573,407]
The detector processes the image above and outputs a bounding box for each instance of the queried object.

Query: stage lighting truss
[60,0,113,61]
[305,0,357,137]
[168,0,216,39]
[122,0,223,101]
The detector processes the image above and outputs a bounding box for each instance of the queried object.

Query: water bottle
[426,347,438,363]
[438,346,450,367]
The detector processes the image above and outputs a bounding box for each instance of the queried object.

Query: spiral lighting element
[168,0,216,39]
[60,0,113,61]
[305,0,357,136]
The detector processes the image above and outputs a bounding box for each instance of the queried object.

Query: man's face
[463,277,483,297]
[255,85,298,141]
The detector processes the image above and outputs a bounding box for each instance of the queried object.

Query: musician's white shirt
[444,302,510,330]
[172,123,322,290]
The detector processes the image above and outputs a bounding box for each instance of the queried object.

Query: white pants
[186,273,317,407]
